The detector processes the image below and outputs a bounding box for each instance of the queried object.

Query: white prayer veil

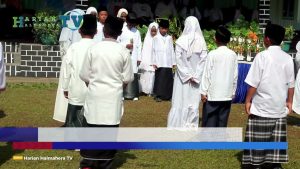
[140,22,159,70]
[59,8,85,55]
[176,16,207,59]
[117,8,128,18]
[59,8,85,42]
[86,7,98,15]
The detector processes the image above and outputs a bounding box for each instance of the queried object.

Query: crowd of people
[93,0,258,29]
[0,3,300,169]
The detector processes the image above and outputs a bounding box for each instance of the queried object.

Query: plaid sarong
[242,115,288,165]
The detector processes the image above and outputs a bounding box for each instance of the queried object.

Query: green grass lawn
[0,82,300,169]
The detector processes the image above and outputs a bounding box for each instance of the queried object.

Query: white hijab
[86,7,97,15]
[176,16,207,58]
[59,8,85,42]
[140,22,159,70]
[117,8,128,18]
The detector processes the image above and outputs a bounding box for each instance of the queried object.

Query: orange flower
[248,31,258,43]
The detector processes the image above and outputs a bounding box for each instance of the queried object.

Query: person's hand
[64,91,68,99]
[126,44,133,50]
[153,65,158,70]
[245,102,251,115]
[201,94,207,103]
[286,102,293,115]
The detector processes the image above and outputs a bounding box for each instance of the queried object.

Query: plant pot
[282,41,292,52]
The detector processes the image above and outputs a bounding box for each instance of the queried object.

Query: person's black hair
[103,16,124,38]
[265,23,285,45]
[215,26,231,44]
[80,14,97,36]
[159,19,169,29]
[97,6,108,13]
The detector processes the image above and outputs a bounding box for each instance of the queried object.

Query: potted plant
[282,25,295,52]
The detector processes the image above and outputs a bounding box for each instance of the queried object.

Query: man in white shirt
[0,42,5,92]
[62,14,97,127]
[79,16,133,169]
[293,67,300,115]
[200,26,238,127]
[242,24,294,169]
[152,20,176,102]
[118,13,142,101]
[93,6,108,43]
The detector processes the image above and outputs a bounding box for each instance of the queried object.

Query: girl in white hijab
[86,7,97,16]
[54,8,85,123]
[139,22,159,95]
[117,8,128,20]
[167,16,207,130]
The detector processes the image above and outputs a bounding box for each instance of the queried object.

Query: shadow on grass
[0,142,24,167]
[0,110,6,119]
[112,150,137,169]
[287,115,300,126]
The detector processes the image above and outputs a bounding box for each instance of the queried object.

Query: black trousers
[80,123,119,169]
[64,104,84,127]
[153,68,174,100]
[202,101,232,127]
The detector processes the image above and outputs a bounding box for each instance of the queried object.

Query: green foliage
[227,18,261,38]
[203,29,217,51]
[33,10,61,45]
[226,18,263,53]
[168,17,182,41]
[284,25,295,41]
[137,25,148,42]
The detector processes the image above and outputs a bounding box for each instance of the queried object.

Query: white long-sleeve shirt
[293,68,300,115]
[94,22,104,43]
[200,46,238,101]
[80,39,134,125]
[118,26,142,73]
[152,34,176,68]
[62,38,95,105]
[245,46,294,118]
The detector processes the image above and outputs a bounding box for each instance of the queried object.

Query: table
[232,62,251,104]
